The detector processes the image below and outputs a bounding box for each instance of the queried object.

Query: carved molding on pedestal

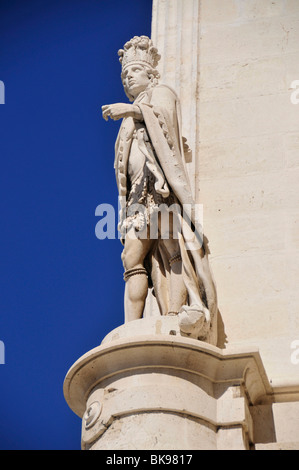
[64,317,274,450]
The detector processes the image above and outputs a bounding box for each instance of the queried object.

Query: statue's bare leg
[161,211,187,315]
[122,228,154,322]
[163,238,187,314]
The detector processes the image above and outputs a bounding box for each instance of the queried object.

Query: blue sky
[0,0,152,450]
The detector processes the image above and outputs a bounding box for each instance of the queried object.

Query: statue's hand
[102,103,142,121]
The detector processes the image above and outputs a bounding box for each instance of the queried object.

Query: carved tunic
[120,120,175,235]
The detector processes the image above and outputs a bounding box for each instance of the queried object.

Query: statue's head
[118,36,161,101]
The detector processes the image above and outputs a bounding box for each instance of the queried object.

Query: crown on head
[118,35,161,70]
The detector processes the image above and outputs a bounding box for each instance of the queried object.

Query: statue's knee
[121,249,137,271]
[121,249,126,268]
[122,245,145,271]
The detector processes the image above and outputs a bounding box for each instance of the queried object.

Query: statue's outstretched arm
[101,103,142,121]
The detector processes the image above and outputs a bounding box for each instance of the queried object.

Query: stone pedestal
[63,317,272,450]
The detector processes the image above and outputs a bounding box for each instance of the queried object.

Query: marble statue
[102,36,217,342]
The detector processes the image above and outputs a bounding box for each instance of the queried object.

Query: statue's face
[122,63,151,99]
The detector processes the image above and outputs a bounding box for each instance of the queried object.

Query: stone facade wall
[197,0,299,385]
[152,0,299,385]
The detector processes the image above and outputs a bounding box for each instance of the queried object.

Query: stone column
[63,317,272,450]
[151,0,200,200]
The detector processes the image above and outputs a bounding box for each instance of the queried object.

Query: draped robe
[114,84,218,344]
